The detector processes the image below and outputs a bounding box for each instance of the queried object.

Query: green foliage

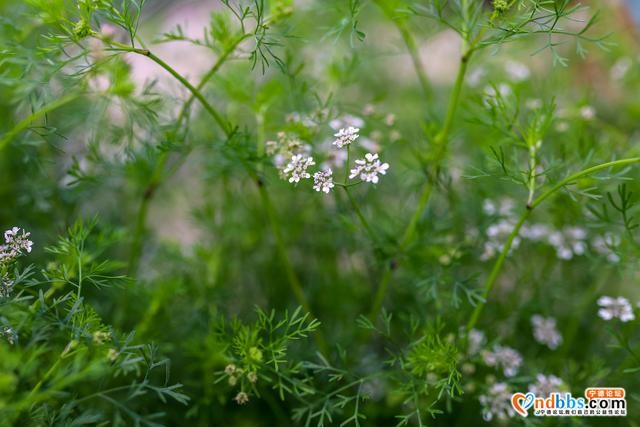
[1,0,639,425]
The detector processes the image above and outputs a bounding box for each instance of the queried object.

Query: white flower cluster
[479,382,516,422]
[283,154,315,183]
[313,170,335,194]
[333,126,360,148]
[528,374,563,398]
[1,227,33,264]
[597,296,635,322]
[504,60,531,82]
[481,198,622,263]
[269,119,390,195]
[467,329,486,356]
[482,345,523,377]
[349,153,389,184]
[531,315,563,350]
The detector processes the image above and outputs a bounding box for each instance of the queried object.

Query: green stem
[467,157,640,330]
[126,36,248,274]
[367,44,472,321]
[0,93,81,152]
[466,209,530,331]
[343,186,376,242]
[373,1,431,99]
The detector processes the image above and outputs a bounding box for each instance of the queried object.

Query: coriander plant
[1,0,639,425]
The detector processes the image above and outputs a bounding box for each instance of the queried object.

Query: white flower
[531,315,563,350]
[482,345,522,377]
[329,115,365,130]
[333,126,360,148]
[479,382,516,421]
[1,227,33,263]
[505,60,531,82]
[467,67,485,87]
[528,374,563,398]
[283,155,315,183]
[384,113,395,126]
[234,391,249,405]
[349,153,389,184]
[580,105,596,120]
[547,227,587,261]
[592,234,621,263]
[610,57,632,81]
[597,296,635,322]
[313,169,335,194]
[467,329,486,355]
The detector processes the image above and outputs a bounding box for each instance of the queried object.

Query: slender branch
[367,5,502,322]
[126,35,248,274]
[343,186,377,242]
[467,157,640,331]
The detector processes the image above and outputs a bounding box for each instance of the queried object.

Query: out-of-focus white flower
[363,104,376,116]
[333,126,360,148]
[482,345,523,377]
[528,374,563,397]
[283,155,315,183]
[384,113,396,126]
[531,315,563,350]
[483,83,511,108]
[329,114,365,130]
[468,329,486,355]
[389,130,401,142]
[505,60,531,82]
[479,382,516,422]
[313,169,335,194]
[520,224,552,242]
[467,67,486,87]
[580,105,596,120]
[591,234,621,263]
[481,219,521,261]
[547,227,587,260]
[610,57,632,81]
[555,121,569,132]
[597,296,635,322]
[1,326,16,345]
[349,153,389,184]
[359,137,380,153]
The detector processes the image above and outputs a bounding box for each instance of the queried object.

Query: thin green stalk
[466,209,530,331]
[368,45,472,321]
[366,6,506,322]
[343,186,376,242]
[467,157,640,331]
[106,41,232,137]
[126,35,249,274]
[373,1,431,99]
[0,92,81,152]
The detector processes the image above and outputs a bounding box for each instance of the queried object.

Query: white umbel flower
[479,382,515,422]
[482,345,523,377]
[313,169,335,194]
[283,154,315,183]
[1,227,33,263]
[349,153,389,184]
[333,126,360,148]
[531,315,563,350]
[528,374,563,398]
[597,296,635,322]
